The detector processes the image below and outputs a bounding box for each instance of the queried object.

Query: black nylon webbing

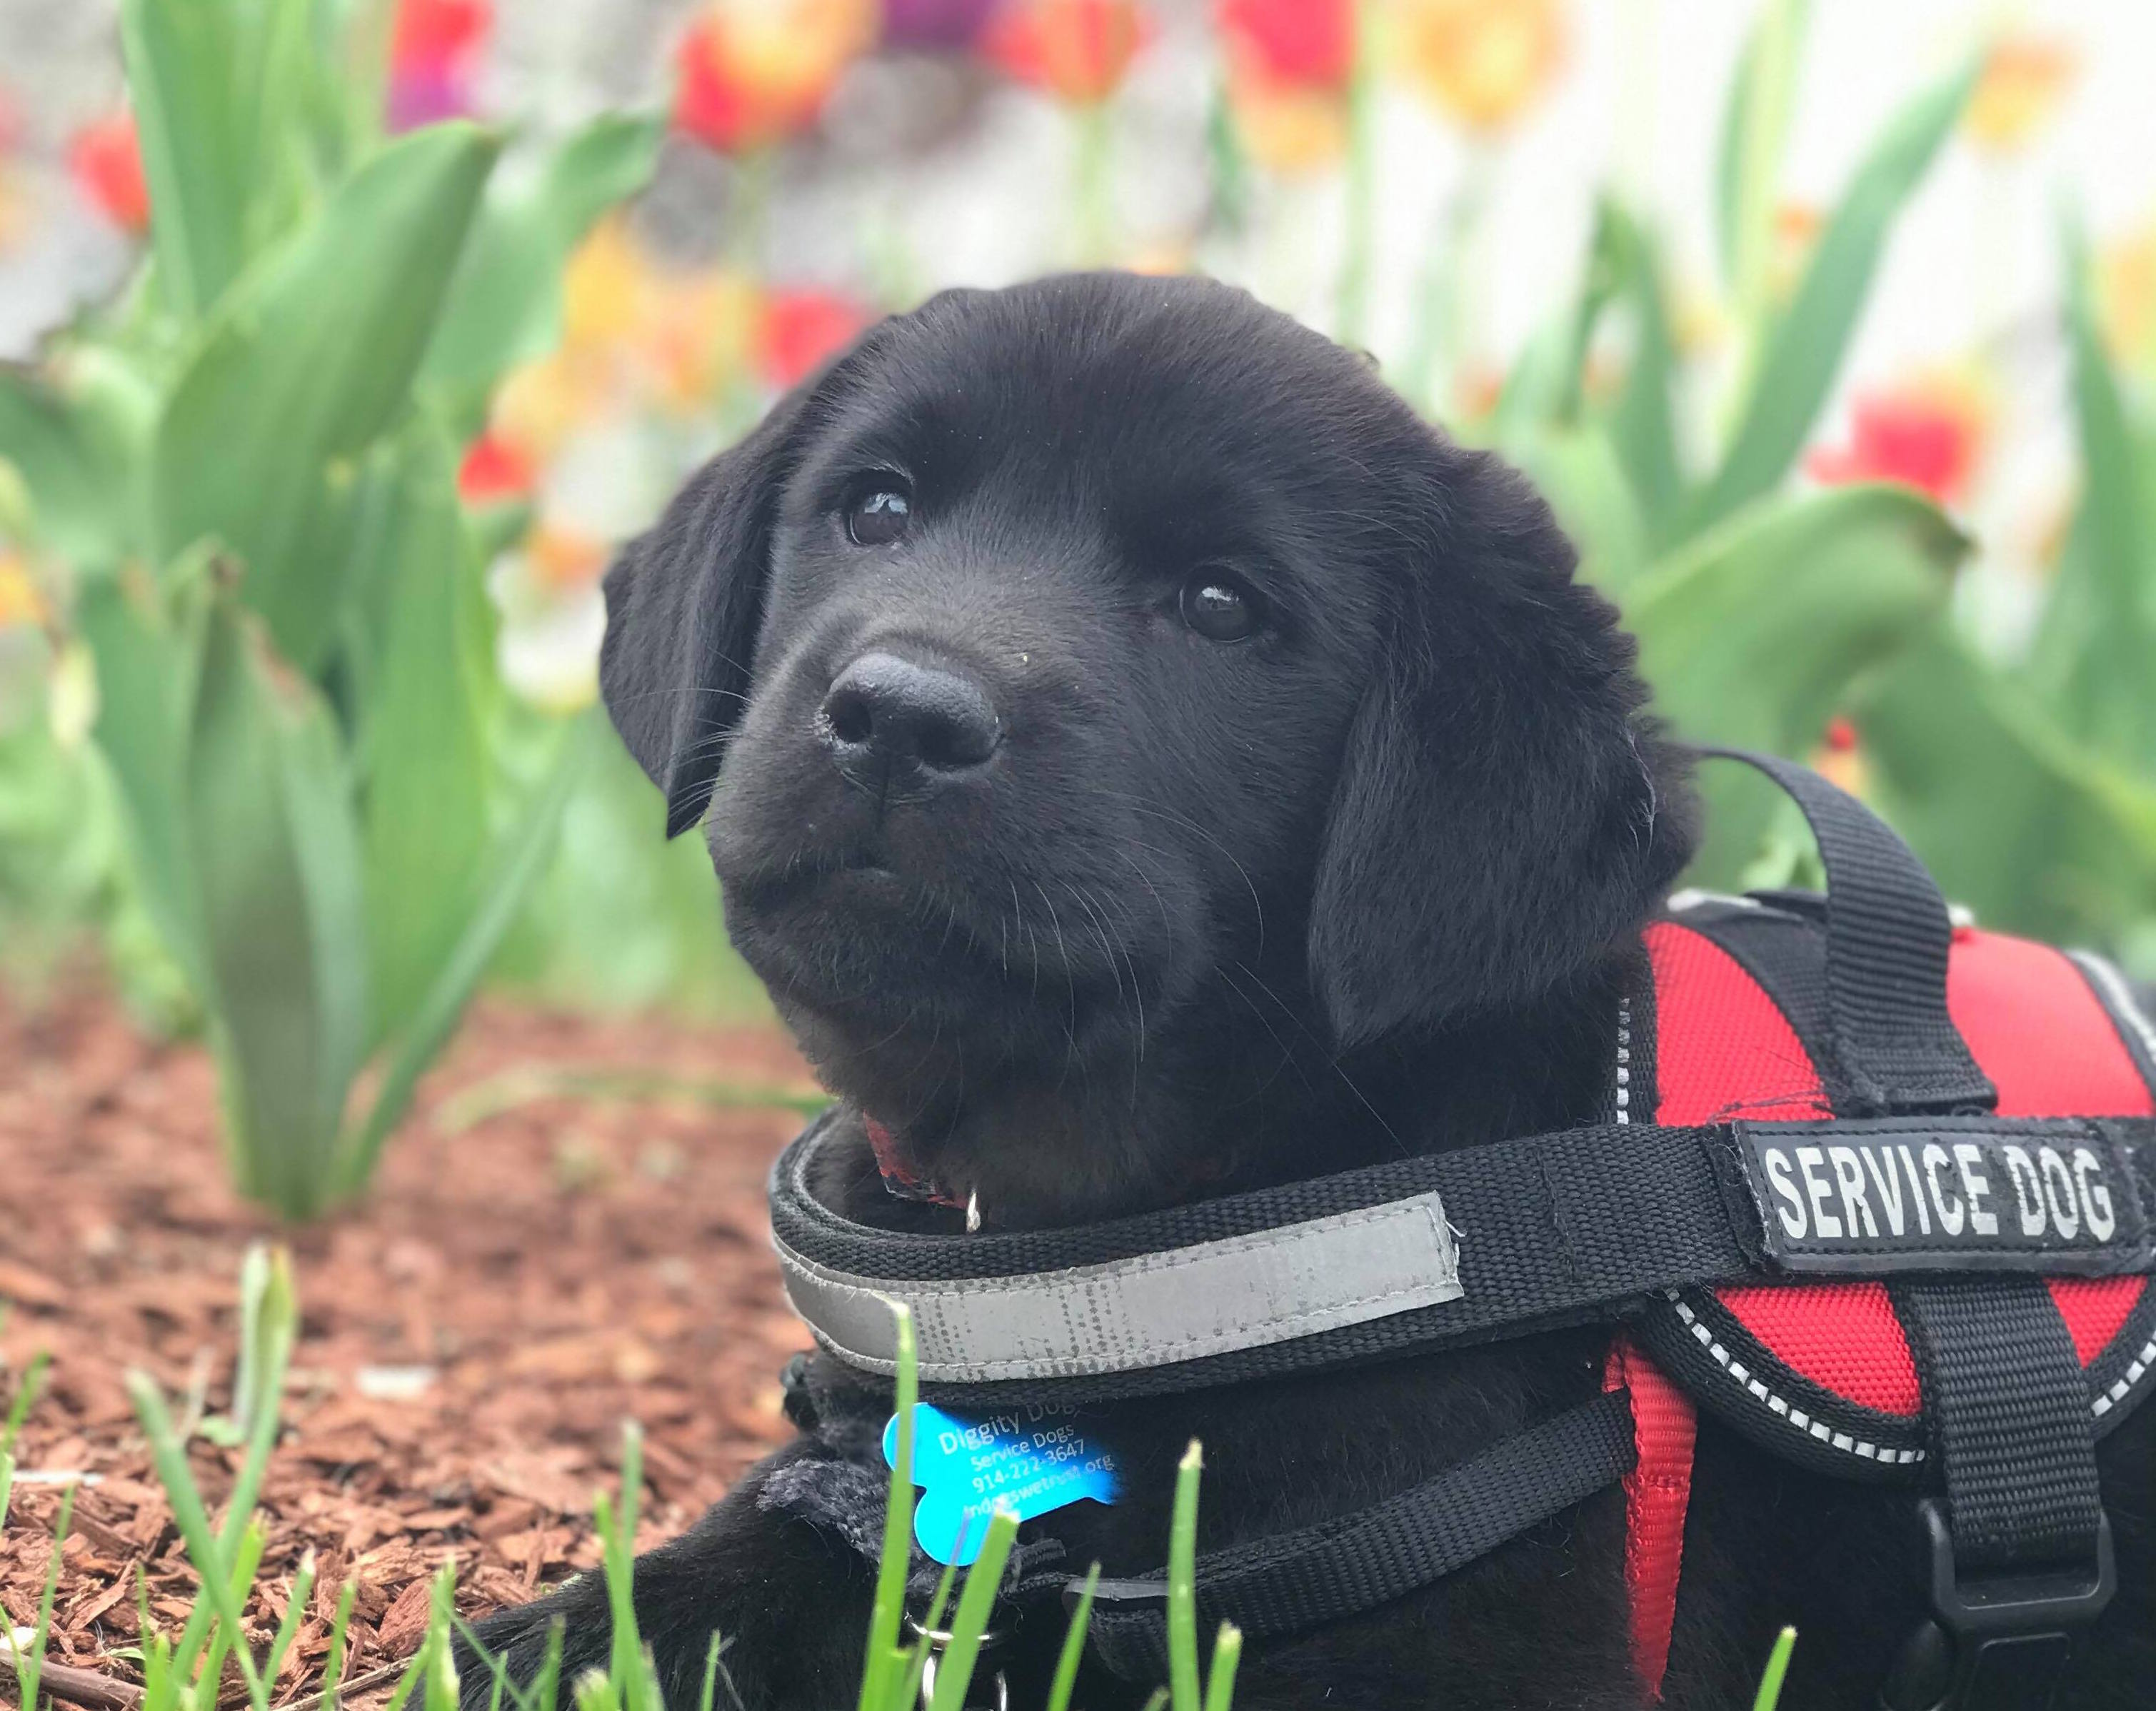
[1891,1278,2103,1574]
[1080,1389,1638,1682]
[1699,748,1997,1116]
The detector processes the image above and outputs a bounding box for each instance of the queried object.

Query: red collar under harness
[768,751,2156,1707]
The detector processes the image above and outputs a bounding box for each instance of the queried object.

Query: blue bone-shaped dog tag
[882,1403,1120,1565]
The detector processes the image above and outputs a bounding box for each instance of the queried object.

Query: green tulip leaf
[421,111,664,432]
[1688,57,1975,536]
[2028,214,2156,771]
[1627,483,1967,882]
[151,121,499,669]
[356,421,495,1046]
[1856,627,2156,948]
[186,596,368,1220]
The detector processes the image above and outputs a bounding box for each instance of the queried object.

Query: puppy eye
[1178,573,1263,643]
[845,483,912,546]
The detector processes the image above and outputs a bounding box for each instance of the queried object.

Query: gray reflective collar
[774,1188,1462,1385]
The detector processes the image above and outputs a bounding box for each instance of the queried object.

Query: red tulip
[983,0,1154,105]
[1807,381,1988,506]
[394,0,491,72]
[458,431,537,503]
[1215,0,1353,91]
[673,1,876,154]
[759,288,870,389]
[69,114,150,233]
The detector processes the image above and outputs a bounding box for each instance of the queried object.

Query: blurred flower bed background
[0,0,2154,1219]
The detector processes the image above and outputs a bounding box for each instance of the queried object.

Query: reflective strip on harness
[774,1190,1463,1383]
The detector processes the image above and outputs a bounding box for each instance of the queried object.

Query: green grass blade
[533,1617,566,1711]
[3,1348,51,1456]
[16,1481,77,1711]
[0,1450,13,1536]
[264,1550,316,1689]
[322,1580,358,1711]
[697,1631,724,1711]
[1140,1690,1169,1711]
[923,1509,1018,1711]
[598,1423,649,1711]
[1753,1625,1798,1711]
[197,1519,267,1704]
[894,1559,959,1711]
[1202,1624,1241,1711]
[1046,1565,1099,1711]
[128,1370,271,1711]
[859,1304,918,1711]
[1167,1441,1203,1711]
[424,1566,461,1711]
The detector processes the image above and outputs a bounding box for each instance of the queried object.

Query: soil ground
[0,979,820,1710]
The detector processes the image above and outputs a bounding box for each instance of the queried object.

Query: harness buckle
[1880,1500,2115,1711]
[905,1613,1011,1711]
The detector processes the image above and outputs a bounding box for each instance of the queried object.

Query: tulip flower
[388,0,490,129]
[760,288,870,389]
[1806,372,1993,507]
[1811,716,1869,799]
[69,114,151,232]
[458,432,538,504]
[1218,0,1353,88]
[673,0,878,153]
[1215,0,1354,174]
[2100,224,2156,375]
[881,0,1000,51]
[983,0,1154,106]
[1965,34,2073,155]
[0,551,41,630]
[1388,0,1565,136]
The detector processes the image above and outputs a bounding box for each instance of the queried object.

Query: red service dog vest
[1608,897,2156,1697]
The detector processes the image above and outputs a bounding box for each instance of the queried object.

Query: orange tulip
[1965,34,2073,155]
[983,0,1154,105]
[1388,0,1564,136]
[673,0,877,153]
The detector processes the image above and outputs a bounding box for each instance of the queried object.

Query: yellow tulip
[1386,0,1565,136]
[2100,221,2156,373]
[0,550,43,628]
[1229,81,1350,174]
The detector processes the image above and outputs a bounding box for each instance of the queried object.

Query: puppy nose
[820,651,1001,776]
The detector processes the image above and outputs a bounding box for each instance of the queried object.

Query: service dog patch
[1731,1118,2152,1276]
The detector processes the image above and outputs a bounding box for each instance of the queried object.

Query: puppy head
[602,273,1689,1213]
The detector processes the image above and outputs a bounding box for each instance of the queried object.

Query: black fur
[468,274,2155,1709]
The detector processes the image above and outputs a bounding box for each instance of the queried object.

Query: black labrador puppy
[466,274,2154,1709]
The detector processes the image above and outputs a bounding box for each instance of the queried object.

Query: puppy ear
[598,361,856,837]
[1306,448,1693,1047]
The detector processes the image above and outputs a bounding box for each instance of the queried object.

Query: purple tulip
[880,0,1000,50]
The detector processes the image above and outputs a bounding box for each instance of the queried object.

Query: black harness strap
[1892,1279,2104,1575]
[1075,1390,1638,1682]
[1698,749,1997,1117]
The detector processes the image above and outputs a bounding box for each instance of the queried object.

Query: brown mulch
[0,978,822,1708]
